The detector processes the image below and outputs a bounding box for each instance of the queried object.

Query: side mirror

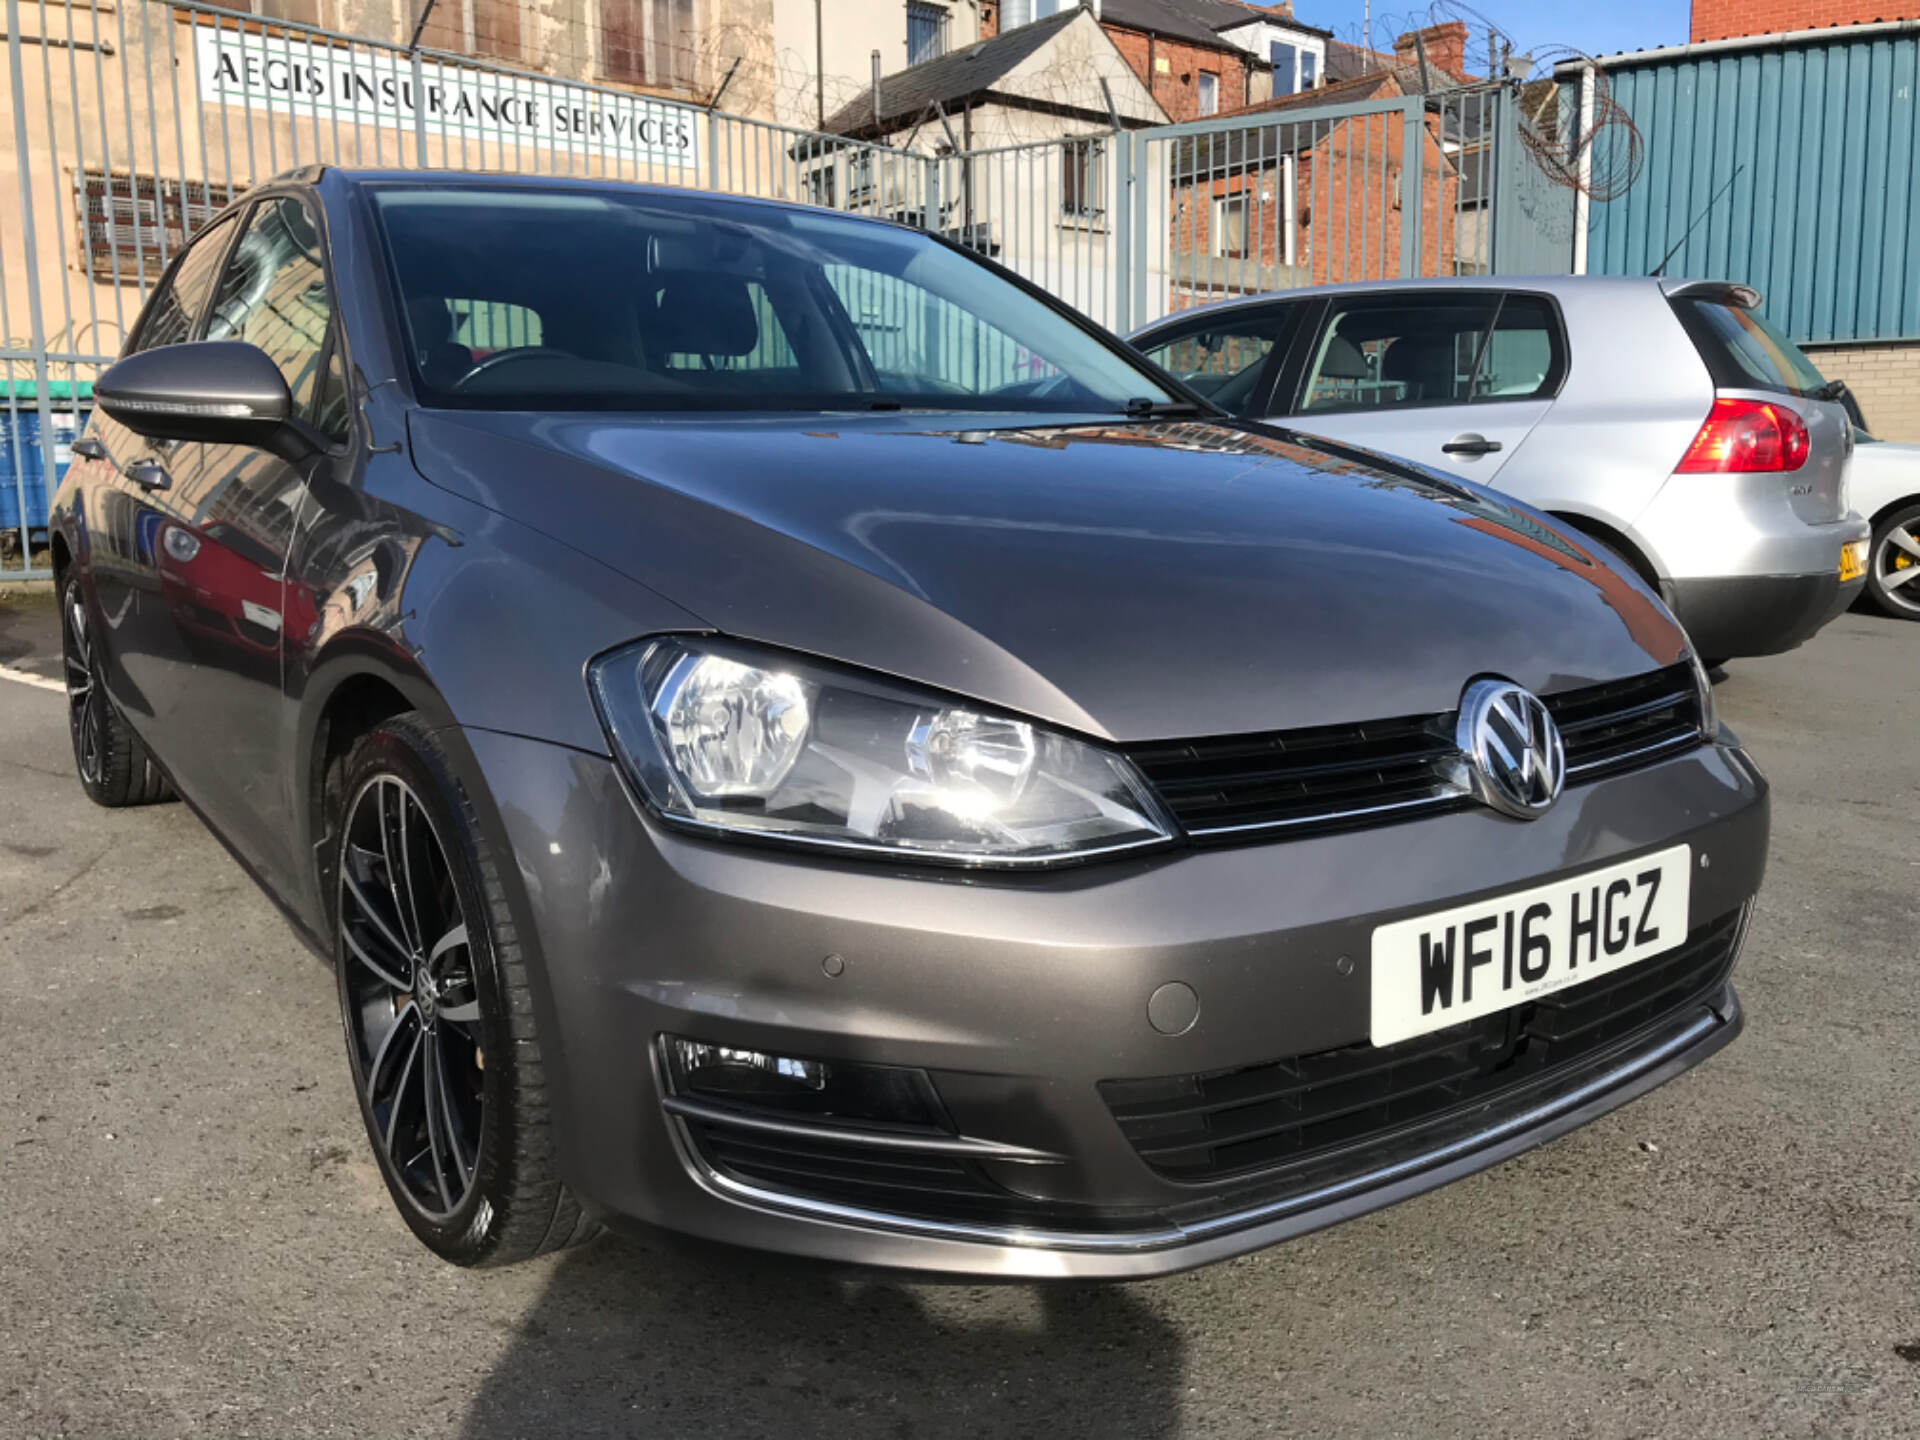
[95,341,293,450]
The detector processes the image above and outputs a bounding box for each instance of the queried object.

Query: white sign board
[193,28,699,168]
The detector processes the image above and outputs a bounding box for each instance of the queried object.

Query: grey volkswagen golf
[50,170,1768,1279]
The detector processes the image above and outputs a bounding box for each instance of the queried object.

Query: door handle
[125,459,172,491]
[1441,433,1503,457]
[72,434,108,461]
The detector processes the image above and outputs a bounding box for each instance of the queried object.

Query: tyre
[334,713,598,1266]
[1862,501,1920,621]
[59,574,172,807]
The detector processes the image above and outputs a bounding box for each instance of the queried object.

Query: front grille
[1547,664,1703,780]
[1102,906,1744,1184]
[1124,664,1704,841]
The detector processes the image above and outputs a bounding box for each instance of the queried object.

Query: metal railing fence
[2,0,1562,579]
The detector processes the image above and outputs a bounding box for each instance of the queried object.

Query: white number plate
[1369,845,1691,1047]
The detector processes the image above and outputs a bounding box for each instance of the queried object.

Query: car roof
[1128,274,1724,336]
[300,166,910,232]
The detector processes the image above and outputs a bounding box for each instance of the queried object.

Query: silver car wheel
[1875,517,1920,616]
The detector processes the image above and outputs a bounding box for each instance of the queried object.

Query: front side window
[369,185,1177,413]
[205,196,334,419]
[133,212,239,353]
[1300,49,1317,87]
[1297,292,1564,414]
[1197,71,1218,116]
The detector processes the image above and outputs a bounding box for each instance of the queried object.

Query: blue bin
[0,402,89,539]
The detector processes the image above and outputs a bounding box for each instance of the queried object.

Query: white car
[1846,433,1920,619]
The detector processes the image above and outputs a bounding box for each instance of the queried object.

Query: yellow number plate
[1840,540,1868,583]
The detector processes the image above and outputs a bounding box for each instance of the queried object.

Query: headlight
[589,637,1175,866]
[1687,649,1719,739]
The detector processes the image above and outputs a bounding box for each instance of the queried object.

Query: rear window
[1671,298,1827,398]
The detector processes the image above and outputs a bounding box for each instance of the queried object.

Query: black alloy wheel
[64,582,105,789]
[59,574,172,807]
[339,773,486,1222]
[334,715,598,1265]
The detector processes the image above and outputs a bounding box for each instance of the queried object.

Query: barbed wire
[1308,2,1642,201]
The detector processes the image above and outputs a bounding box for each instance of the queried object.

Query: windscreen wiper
[1120,397,1210,419]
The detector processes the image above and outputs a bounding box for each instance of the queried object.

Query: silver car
[1131,277,1871,662]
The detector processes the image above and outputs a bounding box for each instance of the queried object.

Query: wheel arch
[1549,510,1664,591]
[296,633,457,940]
[1867,491,1920,531]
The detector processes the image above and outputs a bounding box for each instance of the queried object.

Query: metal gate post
[411,49,429,166]
[1398,97,1424,278]
[1112,127,1132,334]
[7,0,58,576]
[1129,129,1150,326]
[925,152,941,233]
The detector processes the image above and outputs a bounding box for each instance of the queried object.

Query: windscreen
[368,185,1176,414]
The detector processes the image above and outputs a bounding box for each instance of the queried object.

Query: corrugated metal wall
[1583,29,1920,344]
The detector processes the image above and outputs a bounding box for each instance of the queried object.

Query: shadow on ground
[460,1236,1184,1440]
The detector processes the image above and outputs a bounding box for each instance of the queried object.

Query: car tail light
[1676,397,1811,473]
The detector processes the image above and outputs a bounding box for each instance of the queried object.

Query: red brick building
[1163,25,1478,305]
[1691,0,1920,41]
[1097,0,1269,122]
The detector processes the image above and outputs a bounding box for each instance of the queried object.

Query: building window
[1197,70,1218,116]
[1270,41,1295,93]
[907,2,948,65]
[602,0,698,90]
[73,170,244,283]
[413,0,522,63]
[1214,194,1248,258]
[1061,137,1105,221]
[253,0,323,24]
[1300,49,1316,87]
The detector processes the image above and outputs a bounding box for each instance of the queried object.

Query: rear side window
[131,212,239,353]
[1671,297,1827,398]
[1296,292,1565,414]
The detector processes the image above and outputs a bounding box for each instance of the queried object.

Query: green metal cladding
[1583,29,1920,344]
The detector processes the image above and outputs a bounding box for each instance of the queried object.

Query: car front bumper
[460,727,1769,1280]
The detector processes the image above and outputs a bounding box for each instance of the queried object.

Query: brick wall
[1804,341,1920,443]
[1164,107,1464,307]
[1104,25,1256,123]
[1690,0,1920,42]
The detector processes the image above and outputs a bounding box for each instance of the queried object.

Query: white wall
[1218,20,1325,94]
[772,0,987,129]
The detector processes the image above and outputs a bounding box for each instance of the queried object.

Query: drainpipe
[1572,63,1595,275]
[872,49,882,128]
[815,0,825,128]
